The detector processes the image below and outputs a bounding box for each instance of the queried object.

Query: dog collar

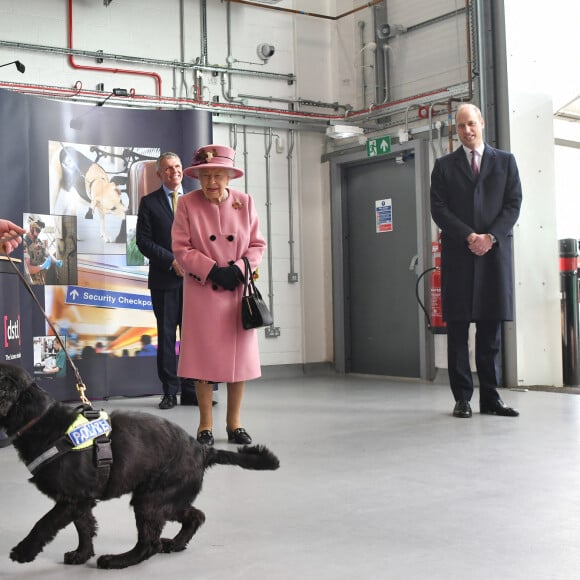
[0,403,55,448]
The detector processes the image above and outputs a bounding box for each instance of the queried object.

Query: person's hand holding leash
[0,219,25,255]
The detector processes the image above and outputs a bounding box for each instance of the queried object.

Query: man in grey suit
[430,103,522,418]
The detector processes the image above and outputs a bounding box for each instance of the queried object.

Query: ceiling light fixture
[97,87,129,107]
[326,125,365,140]
[0,60,25,73]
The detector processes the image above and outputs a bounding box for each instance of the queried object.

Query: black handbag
[241,256,273,329]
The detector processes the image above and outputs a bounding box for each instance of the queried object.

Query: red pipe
[67,0,162,98]
[0,79,456,125]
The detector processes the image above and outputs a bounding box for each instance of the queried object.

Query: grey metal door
[327,140,435,380]
[344,152,422,377]
[327,140,432,379]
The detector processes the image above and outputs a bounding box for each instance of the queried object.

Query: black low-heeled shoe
[226,427,252,445]
[197,430,214,446]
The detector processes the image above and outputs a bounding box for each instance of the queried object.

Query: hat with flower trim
[184,144,244,179]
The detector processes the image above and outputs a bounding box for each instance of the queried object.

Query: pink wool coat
[171,187,266,383]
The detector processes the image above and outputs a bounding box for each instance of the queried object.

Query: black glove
[208,264,243,291]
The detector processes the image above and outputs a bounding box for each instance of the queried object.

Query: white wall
[554,120,580,240]
[502,0,576,387]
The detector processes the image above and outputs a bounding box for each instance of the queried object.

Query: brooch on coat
[232,200,243,209]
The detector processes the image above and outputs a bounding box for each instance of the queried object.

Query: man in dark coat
[136,153,203,409]
[430,103,522,418]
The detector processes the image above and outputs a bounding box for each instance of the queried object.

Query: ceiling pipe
[223,0,384,21]
[0,39,295,84]
[0,79,465,132]
[67,0,162,98]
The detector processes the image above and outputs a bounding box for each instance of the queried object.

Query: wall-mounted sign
[366,135,392,157]
[375,198,393,233]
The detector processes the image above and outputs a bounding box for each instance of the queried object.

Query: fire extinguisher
[429,239,447,333]
[415,235,447,334]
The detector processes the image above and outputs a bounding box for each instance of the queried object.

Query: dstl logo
[4,315,21,348]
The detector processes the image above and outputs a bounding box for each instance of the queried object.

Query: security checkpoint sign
[376,198,393,233]
[366,135,392,157]
[65,286,153,310]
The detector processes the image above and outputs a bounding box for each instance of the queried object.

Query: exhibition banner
[0,88,211,400]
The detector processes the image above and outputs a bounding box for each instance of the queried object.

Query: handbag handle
[242,256,256,298]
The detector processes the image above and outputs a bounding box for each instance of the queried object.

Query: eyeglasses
[198,173,228,181]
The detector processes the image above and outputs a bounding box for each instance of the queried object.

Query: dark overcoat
[430,144,522,321]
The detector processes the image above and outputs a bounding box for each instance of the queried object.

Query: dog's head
[93,181,127,217]
[85,163,127,217]
[0,363,34,418]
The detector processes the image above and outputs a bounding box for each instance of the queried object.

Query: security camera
[257,43,275,62]
[376,24,391,39]
[376,23,407,39]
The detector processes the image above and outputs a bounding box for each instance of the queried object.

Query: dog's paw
[64,547,95,565]
[10,542,38,563]
[160,538,187,553]
[97,554,123,569]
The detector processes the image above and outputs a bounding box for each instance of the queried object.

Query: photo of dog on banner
[48,141,158,254]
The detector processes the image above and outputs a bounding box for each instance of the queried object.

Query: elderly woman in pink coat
[172,145,266,446]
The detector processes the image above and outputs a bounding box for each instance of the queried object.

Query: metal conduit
[242,128,249,195]
[179,0,188,99]
[237,93,348,113]
[263,129,278,337]
[358,21,367,109]
[222,2,245,105]
[286,129,298,283]
[0,40,295,84]
[200,0,209,66]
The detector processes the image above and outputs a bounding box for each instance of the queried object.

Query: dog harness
[26,406,113,482]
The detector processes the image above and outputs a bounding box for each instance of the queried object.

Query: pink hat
[183,144,244,179]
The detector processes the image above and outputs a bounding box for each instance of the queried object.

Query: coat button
[212,283,218,291]
[210,235,216,241]
[227,235,234,241]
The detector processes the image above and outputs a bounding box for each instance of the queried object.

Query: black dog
[0,363,279,569]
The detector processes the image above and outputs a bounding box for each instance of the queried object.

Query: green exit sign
[366,135,392,157]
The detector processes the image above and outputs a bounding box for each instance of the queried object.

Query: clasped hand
[208,264,243,291]
[467,233,493,256]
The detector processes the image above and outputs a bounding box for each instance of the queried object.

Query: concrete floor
[1,372,580,579]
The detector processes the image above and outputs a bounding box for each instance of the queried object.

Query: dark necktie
[470,150,479,177]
